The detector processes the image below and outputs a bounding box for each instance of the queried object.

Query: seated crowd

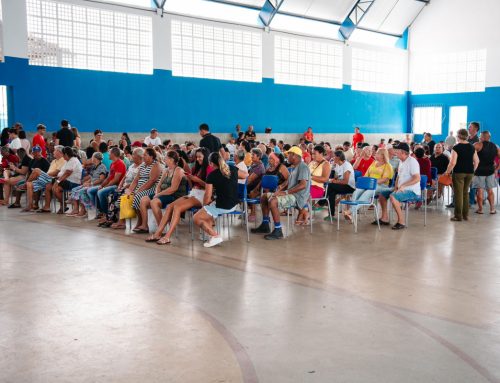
[1,121,499,247]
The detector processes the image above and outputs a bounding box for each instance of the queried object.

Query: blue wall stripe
[0,56,407,134]
[410,87,500,142]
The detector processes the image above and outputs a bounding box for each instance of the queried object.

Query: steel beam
[339,0,376,40]
[259,0,285,27]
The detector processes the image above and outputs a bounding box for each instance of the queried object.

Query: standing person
[468,122,480,144]
[445,130,456,151]
[7,129,21,153]
[472,131,499,214]
[199,123,221,154]
[144,128,162,147]
[19,131,31,152]
[55,120,74,147]
[193,152,239,247]
[444,129,479,221]
[303,127,314,144]
[32,124,47,158]
[71,127,82,148]
[251,146,310,240]
[244,125,256,143]
[352,127,364,149]
[423,133,436,155]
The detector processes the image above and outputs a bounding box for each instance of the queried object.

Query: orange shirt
[304,132,314,142]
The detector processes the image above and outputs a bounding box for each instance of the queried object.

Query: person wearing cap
[65,152,108,217]
[55,120,75,147]
[32,124,48,158]
[251,146,310,240]
[377,142,422,230]
[145,129,162,147]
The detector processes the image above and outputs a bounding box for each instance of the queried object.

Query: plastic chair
[337,177,380,233]
[261,175,279,192]
[354,170,362,180]
[310,183,332,226]
[427,167,439,207]
[402,175,428,227]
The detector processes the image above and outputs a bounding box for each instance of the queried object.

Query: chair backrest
[237,182,247,200]
[354,170,362,180]
[430,167,438,180]
[355,177,377,191]
[420,175,428,190]
[261,175,279,191]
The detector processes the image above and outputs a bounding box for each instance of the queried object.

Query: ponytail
[209,152,231,178]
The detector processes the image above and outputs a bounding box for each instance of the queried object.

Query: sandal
[145,235,161,242]
[372,220,390,226]
[8,203,21,209]
[36,209,51,213]
[490,210,497,215]
[111,224,126,229]
[475,210,484,214]
[133,228,149,234]
[392,223,406,230]
[450,217,462,222]
[156,237,171,245]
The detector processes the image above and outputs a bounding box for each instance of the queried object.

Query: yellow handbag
[119,194,136,220]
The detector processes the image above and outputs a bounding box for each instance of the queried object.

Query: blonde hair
[377,148,390,164]
[209,152,230,178]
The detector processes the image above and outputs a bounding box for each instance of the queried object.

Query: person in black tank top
[445,129,479,221]
[472,131,499,214]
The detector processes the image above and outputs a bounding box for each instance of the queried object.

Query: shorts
[204,203,237,218]
[188,188,205,204]
[390,190,419,202]
[265,192,298,210]
[32,172,53,192]
[151,194,176,209]
[310,185,325,199]
[59,180,80,191]
[472,174,496,190]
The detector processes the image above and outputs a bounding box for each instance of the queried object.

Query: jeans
[87,185,117,213]
[452,173,474,219]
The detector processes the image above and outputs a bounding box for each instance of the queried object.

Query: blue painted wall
[410,87,500,143]
[0,56,407,134]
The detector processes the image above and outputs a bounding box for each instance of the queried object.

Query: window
[351,47,407,94]
[26,0,153,74]
[411,49,486,95]
[274,35,343,89]
[0,86,8,129]
[171,20,262,82]
[412,106,442,135]
[449,106,467,135]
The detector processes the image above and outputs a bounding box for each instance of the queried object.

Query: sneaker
[203,236,223,248]
[251,222,270,234]
[264,228,284,240]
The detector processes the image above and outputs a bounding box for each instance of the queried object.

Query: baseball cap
[286,146,303,157]
[131,141,143,147]
[394,142,410,153]
[32,145,42,152]
[151,128,158,133]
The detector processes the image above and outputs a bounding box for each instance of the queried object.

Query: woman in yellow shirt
[344,148,394,221]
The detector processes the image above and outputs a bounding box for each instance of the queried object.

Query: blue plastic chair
[401,175,428,227]
[337,177,380,233]
[261,175,279,192]
[354,170,362,180]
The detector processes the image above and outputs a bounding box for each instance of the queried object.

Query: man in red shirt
[32,124,47,158]
[352,127,365,149]
[87,147,126,218]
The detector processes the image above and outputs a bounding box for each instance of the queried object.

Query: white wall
[409,0,500,88]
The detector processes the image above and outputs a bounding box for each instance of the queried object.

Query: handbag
[119,194,136,220]
[438,174,452,186]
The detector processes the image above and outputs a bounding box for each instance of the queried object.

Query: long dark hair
[192,147,209,180]
[166,150,185,168]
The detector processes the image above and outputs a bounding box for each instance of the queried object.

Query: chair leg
[337,205,340,231]
[353,207,358,233]
[326,200,333,224]
[374,204,381,231]
[244,202,250,242]
[309,202,313,234]
[405,203,409,227]
[424,197,427,226]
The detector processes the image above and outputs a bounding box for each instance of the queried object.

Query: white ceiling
[203,0,428,36]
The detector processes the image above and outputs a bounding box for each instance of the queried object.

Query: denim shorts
[391,190,419,202]
[204,204,237,218]
[151,194,176,209]
[472,174,496,190]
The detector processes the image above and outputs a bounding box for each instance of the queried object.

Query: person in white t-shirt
[381,143,421,230]
[144,129,162,147]
[321,150,356,221]
[8,129,22,152]
[226,138,237,159]
[52,147,83,214]
[234,149,249,184]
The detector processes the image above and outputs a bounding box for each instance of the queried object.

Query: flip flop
[133,228,149,234]
[111,224,126,230]
[36,209,51,213]
[490,210,497,215]
[156,237,171,245]
[145,236,161,242]
[475,210,484,214]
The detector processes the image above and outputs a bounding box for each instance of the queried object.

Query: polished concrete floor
[1,204,500,383]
